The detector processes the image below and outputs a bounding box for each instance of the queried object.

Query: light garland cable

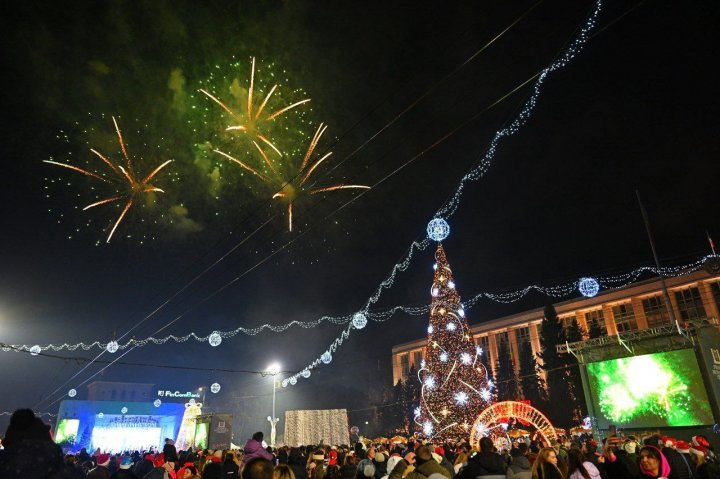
[280,0,604,387]
[4,249,714,354]
[0,412,56,417]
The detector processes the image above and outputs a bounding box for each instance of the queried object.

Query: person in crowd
[88,452,113,479]
[456,436,506,479]
[357,447,377,479]
[340,454,359,479]
[688,445,720,479]
[507,447,532,479]
[164,439,179,464]
[566,448,600,479]
[387,445,451,479]
[0,409,66,479]
[453,449,467,475]
[289,448,310,479]
[202,450,223,479]
[308,450,326,479]
[64,453,86,479]
[242,458,275,479]
[111,455,139,479]
[374,450,388,479]
[243,433,274,466]
[325,464,341,479]
[275,463,298,479]
[531,447,565,479]
[222,451,240,479]
[638,445,674,479]
[134,453,156,478]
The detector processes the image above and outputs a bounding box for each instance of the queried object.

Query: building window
[478,335,490,356]
[642,295,671,328]
[514,327,530,347]
[711,282,720,315]
[675,287,707,321]
[496,331,509,351]
[400,353,409,378]
[560,315,576,329]
[585,309,606,335]
[612,303,638,333]
[111,390,117,400]
[412,350,423,369]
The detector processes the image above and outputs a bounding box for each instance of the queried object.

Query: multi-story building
[391,270,720,384]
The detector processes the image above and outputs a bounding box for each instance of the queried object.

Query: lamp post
[266,363,281,447]
[198,387,206,407]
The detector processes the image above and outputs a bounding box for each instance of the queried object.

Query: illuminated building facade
[392,270,720,385]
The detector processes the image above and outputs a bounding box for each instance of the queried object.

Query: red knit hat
[434,447,445,456]
[153,453,166,467]
[97,453,110,467]
[675,441,691,454]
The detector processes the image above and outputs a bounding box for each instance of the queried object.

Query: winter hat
[689,446,707,458]
[154,454,166,467]
[430,452,443,464]
[386,456,401,475]
[363,463,376,477]
[375,452,386,463]
[120,456,133,469]
[675,441,691,454]
[661,436,675,448]
[587,440,597,448]
[214,449,224,459]
[692,436,711,448]
[624,441,638,454]
[427,474,446,479]
[434,447,444,457]
[97,453,111,467]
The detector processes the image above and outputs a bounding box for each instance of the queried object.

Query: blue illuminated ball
[321,351,332,364]
[427,218,450,242]
[352,312,368,330]
[578,277,600,297]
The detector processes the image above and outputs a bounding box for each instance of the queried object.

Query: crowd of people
[1,409,719,479]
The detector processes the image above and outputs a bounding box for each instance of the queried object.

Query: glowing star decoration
[289,376,297,386]
[352,312,368,330]
[301,369,311,379]
[481,389,492,401]
[424,376,436,390]
[446,322,456,331]
[427,218,450,242]
[154,399,162,407]
[121,407,128,414]
[30,345,41,356]
[43,117,173,243]
[423,421,434,436]
[414,407,421,417]
[579,277,600,297]
[455,391,469,406]
[208,332,222,347]
[68,389,77,398]
[200,57,311,158]
[460,352,472,365]
[211,383,221,394]
[321,351,332,364]
[428,325,434,334]
[106,341,119,354]
[440,352,449,362]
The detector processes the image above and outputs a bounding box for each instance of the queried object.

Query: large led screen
[586,349,713,428]
[194,422,209,450]
[55,419,79,445]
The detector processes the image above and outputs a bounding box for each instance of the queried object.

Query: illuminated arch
[470,401,557,447]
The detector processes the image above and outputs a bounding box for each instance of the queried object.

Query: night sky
[1,0,718,439]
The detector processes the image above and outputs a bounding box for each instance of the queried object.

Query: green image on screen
[586,349,713,427]
[195,422,209,449]
[55,419,80,445]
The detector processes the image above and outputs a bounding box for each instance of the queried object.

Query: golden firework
[215,123,369,231]
[200,57,311,158]
[44,117,172,243]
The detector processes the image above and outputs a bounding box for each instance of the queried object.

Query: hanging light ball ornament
[211,383,221,394]
[578,277,600,298]
[427,218,450,242]
[68,389,77,397]
[352,312,368,330]
[154,399,162,407]
[289,376,297,386]
[30,345,41,356]
[321,351,332,364]
[208,332,222,347]
[121,407,128,414]
[281,379,289,388]
[106,341,119,354]
[98,412,104,418]
[301,369,311,379]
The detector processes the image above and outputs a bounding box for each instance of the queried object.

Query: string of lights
[0,412,56,417]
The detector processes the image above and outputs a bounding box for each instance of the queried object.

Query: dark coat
[221,459,240,479]
[457,452,507,479]
[203,461,223,479]
[0,439,67,479]
[389,458,452,479]
[340,464,358,479]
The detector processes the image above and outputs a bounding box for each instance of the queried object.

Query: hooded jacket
[242,439,273,465]
[388,458,452,479]
[640,446,672,479]
[506,455,532,479]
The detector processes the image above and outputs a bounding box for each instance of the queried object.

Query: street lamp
[266,362,281,447]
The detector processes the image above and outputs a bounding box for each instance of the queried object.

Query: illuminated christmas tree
[416,243,494,438]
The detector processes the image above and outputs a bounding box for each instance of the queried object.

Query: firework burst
[200,57,311,159]
[44,117,173,242]
[215,123,369,231]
